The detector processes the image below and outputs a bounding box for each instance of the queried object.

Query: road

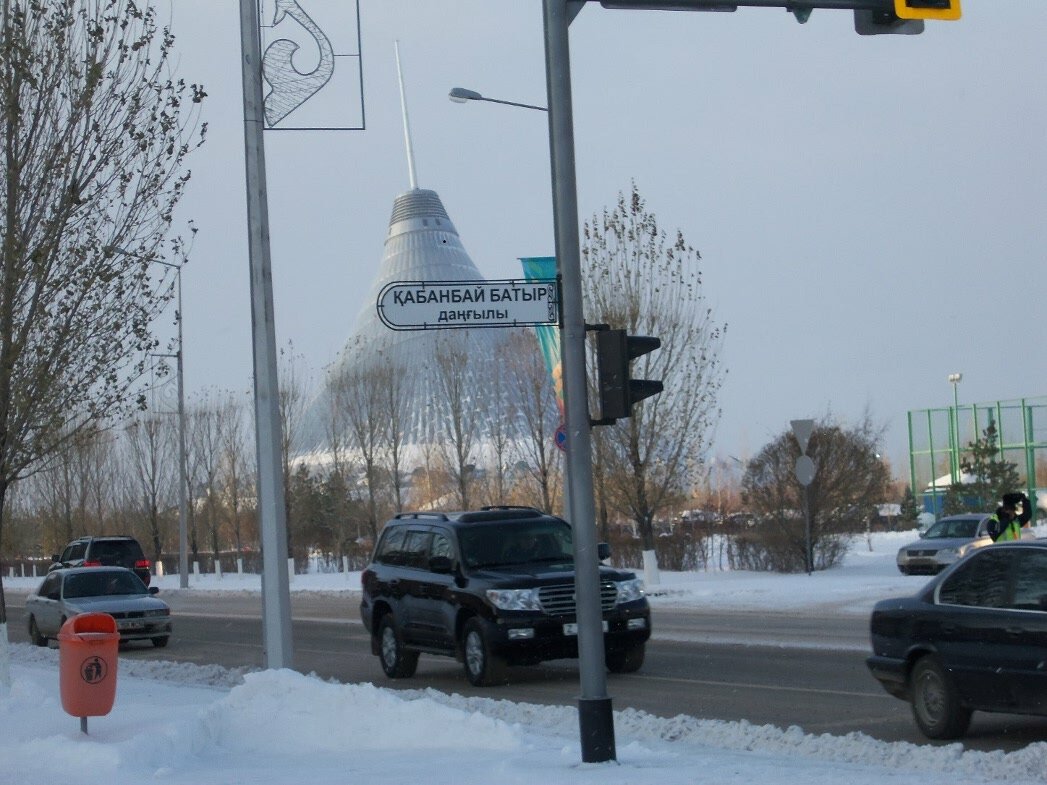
[6,590,1046,751]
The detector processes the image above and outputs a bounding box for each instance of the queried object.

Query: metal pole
[174,267,189,588]
[542,0,615,763]
[238,0,293,670]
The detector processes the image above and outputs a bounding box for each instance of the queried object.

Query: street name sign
[377,278,559,331]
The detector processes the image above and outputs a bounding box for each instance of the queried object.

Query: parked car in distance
[867,539,1047,739]
[895,513,993,575]
[26,566,172,648]
[50,535,152,586]
[360,506,651,686]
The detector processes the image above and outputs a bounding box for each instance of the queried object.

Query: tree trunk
[0,478,12,687]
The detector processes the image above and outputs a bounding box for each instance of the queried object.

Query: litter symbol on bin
[80,656,108,684]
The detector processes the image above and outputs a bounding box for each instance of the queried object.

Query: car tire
[462,618,507,687]
[606,643,645,673]
[910,655,972,739]
[377,615,418,679]
[152,636,169,648]
[28,615,47,647]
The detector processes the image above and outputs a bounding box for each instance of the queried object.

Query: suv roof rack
[455,508,549,523]
[479,505,543,513]
[393,512,450,521]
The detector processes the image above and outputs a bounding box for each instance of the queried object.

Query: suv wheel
[462,618,507,687]
[28,615,47,647]
[378,615,418,678]
[910,655,971,739]
[606,642,645,673]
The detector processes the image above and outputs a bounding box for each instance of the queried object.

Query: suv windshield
[924,518,978,539]
[458,521,574,569]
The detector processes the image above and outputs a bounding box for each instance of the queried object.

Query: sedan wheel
[910,655,972,739]
[378,615,418,679]
[462,618,507,687]
[28,615,47,647]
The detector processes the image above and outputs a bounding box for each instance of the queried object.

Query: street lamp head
[449,87,483,103]
[948,372,962,384]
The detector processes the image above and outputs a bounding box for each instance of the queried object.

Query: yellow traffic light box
[894,0,961,20]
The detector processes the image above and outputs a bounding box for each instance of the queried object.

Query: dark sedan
[25,567,172,648]
[867,540,1047,739]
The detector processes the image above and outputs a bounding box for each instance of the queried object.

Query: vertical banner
[520,257,565,450]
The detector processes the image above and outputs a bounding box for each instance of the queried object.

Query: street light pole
[948,372,962,482]
[448,87,548,112]
[238,0,294,670]
[155,260,190,590]
[447,4,616,762]
[115,249,190,590]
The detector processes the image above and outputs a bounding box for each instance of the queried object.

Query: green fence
[908,396,1047,517]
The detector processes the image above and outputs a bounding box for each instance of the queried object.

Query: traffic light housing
[595,329,663,422]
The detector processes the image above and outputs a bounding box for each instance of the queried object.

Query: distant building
[298,186,508,468]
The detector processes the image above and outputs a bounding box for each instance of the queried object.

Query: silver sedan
[25,566,172,648]
[895,513,993,575]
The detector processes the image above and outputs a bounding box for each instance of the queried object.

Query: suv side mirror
[149,586,160,595]
[597,542,611,562]
[51,554,60,562]
[429,555,454,574]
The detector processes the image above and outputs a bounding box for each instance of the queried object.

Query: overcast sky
[156,1,1046,473]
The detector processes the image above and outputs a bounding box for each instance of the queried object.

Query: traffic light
[595,329,663,422]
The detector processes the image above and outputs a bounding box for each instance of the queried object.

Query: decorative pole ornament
[262,0,335,126]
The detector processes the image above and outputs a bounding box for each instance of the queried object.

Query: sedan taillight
[83,560,101,567]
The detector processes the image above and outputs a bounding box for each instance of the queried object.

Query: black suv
[360,507,651,686]
[50,535,152,586]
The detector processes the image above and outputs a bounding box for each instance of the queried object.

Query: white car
[25,566,171,648]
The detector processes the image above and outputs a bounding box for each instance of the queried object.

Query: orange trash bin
[58,613,120,731]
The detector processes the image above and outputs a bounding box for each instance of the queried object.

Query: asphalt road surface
[6,589,1046,752]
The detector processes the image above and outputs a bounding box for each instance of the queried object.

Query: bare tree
[375,361,411,514]
[478,337,517,507]
[337,365,387,542]
[742,414,890,572]
[582,182,725,584]
[188,390,226,571]
[0,0,205,681]
[504,331,561,513]
[432,338,481,510]
[123,412,176,569]
[277,341,310,562]
[218,392,252,562]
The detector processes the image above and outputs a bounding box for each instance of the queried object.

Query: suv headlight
[616,578,646,604]
[486,588,542,611]
[937,547,959,562]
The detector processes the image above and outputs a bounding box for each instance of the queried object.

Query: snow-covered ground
[2,529,1045,785]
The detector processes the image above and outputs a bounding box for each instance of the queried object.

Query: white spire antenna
[395,40,418,190]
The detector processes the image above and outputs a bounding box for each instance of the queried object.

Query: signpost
[377,278,559,331]
[791,419,817,574]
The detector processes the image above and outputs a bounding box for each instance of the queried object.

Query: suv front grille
[538,581,618,615]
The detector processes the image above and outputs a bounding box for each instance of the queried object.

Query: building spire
[394,40,418,190]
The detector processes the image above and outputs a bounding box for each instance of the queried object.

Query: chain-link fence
[908,396,1047,517]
